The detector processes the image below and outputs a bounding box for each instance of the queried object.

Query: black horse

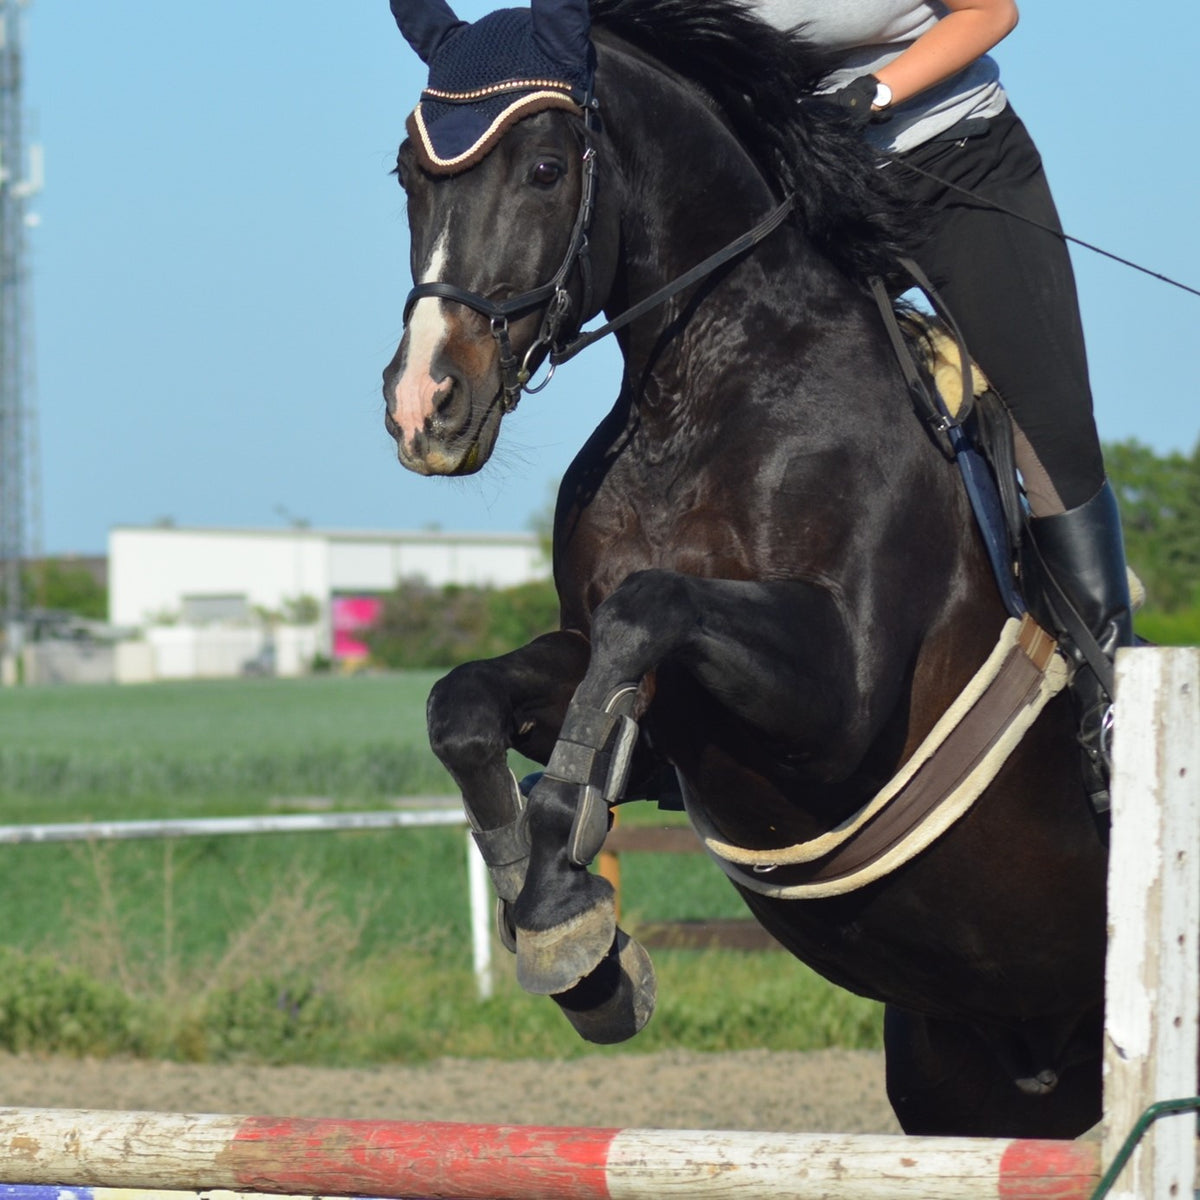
[382,0,1107,1139]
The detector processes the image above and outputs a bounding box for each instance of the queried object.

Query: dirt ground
[0,1048,900,1133]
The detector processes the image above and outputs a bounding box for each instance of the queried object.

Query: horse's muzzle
[383,309,508,476]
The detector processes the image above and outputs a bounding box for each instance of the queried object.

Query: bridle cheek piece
[402,102,602,414]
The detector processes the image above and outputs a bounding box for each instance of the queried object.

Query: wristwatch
[871,80,893,111]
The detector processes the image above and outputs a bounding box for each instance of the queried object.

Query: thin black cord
[887,156,1200,300]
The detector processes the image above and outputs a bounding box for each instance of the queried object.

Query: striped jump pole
[0,1190,313,1200]
[0,1108,1099,1200]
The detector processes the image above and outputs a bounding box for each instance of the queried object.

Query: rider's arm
[873,0,1018,108]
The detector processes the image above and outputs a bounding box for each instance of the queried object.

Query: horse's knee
[427,664,509,769]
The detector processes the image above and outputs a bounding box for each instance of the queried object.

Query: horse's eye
[530,160,563,187]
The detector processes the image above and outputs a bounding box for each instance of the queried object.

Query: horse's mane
[588,0,915,283]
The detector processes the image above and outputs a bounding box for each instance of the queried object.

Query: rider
[749,0,1133,805]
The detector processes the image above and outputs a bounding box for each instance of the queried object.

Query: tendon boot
[1029,481,1134,812]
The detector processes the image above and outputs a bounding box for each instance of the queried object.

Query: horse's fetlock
[543,696,640,864]
[471,802,530,903]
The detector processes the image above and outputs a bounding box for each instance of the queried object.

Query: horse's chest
[574,504,753,602]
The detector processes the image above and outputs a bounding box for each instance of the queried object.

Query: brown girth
[695,615,1067,899]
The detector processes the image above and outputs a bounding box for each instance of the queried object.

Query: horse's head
[383,0,605,476]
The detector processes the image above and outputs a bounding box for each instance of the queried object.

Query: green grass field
[0,673,451,820]
[0,674,883,1064]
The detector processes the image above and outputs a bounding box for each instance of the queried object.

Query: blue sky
[25,1,1200,555]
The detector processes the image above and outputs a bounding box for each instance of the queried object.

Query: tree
[365,578,559,669]
[23,560,108,621]
[1104,438,1200,612]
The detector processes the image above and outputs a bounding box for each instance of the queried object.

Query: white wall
[109,527,331,629]
[327,533,547,591]
[22,642,116,686]
[108,524,549,640]
[146,626,266,680]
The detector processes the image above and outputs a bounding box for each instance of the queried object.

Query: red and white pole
[0,1108,1100,1200]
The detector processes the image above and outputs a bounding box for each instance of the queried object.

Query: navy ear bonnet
[392,2,594,176]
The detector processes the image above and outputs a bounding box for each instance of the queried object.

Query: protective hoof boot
[552,928,656,1044]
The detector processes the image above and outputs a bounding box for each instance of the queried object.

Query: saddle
[895,300,1143,648]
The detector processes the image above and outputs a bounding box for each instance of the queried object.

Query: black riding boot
[1029,481,1134,810]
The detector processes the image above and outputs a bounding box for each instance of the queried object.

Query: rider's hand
[825,75,892,129]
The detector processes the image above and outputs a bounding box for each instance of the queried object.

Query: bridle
[403,98,602,413]
[402,93,795,413]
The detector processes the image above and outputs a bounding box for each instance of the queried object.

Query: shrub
[367,579,559,669]
[0,947,154,1056]
[181,978,346,1063]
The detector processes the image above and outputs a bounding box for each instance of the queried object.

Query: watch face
[873,82,893,109]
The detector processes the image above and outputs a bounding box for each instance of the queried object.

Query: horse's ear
[530,0,591,76]
[390,0,467,65]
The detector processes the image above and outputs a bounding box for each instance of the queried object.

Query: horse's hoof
[1015,1069,1059,1096]
[552,928,656,1044]
[515,877,617,995]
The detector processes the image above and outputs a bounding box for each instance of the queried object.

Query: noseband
[403,99,602,413]
[402,94,796,413]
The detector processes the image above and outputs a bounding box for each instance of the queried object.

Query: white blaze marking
[392,230,453,441]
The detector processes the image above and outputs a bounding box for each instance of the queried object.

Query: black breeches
[894,104,1106,512]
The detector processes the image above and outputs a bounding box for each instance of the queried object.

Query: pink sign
[331,595,384,660]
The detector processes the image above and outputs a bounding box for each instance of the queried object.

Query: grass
[0,673,452,820]
[0,673,884,1064]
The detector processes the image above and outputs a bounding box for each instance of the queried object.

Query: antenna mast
[0,0,40,676]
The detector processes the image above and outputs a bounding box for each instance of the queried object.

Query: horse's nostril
[433,377,455,411]
[432,376,467,425]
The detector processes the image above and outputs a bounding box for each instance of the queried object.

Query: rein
[886,154,1200,302]
[550,193,795,366]
[402,96,796,411]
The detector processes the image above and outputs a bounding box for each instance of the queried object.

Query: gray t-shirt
[749,0,1008,153]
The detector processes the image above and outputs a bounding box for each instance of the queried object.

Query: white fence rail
[0,804,497,1000]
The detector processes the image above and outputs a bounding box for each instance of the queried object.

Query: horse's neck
[594,48,860,408]
[597,46,787,316]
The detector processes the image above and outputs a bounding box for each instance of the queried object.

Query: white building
[106,524,550,681]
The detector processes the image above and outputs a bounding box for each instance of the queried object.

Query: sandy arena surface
[0,1048,900,1133]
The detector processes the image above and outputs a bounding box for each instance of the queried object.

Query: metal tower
[0,0,39,667]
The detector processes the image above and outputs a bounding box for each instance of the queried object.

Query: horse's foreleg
[426,630,591,926]
[515,569,856,1007]
[430,628,657,1045]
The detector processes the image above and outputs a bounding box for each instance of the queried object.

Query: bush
[0,947,154,1056]
[367,579,559,669]
[180,978,346,1063]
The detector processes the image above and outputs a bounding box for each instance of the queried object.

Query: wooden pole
[0,1109,1100,1200]
[1101,647,1200,1199]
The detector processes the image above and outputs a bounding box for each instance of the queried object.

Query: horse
[381,0,1108,1139]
